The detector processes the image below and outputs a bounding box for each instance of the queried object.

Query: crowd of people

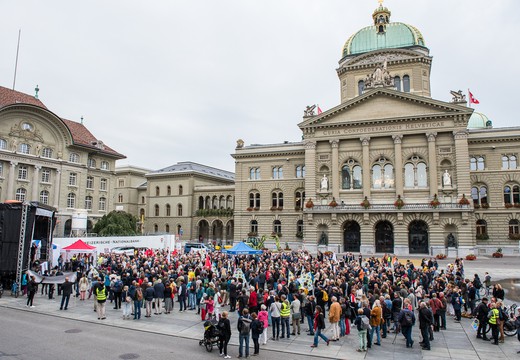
[19,247,520,356]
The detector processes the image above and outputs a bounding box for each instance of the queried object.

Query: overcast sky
[1,0,517,172]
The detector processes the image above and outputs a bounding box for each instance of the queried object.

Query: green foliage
[92,211,138,236]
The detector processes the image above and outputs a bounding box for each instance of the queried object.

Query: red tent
[61,239,96,253]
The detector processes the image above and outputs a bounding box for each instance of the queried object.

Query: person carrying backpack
[354,308,370,352]
[133,281,143,320]
[237,308,252,358]
[397,304,416,348]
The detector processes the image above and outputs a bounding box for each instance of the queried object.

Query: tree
[92,211,138,236]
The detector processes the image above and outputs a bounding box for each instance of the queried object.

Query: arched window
[342,159,362,189]
[502,155,517,170]
[471,185,488,207]
[100,161,109,170]
[394,76,401,91]
[273,220,282,235]
[358,80,365,95]
[198,196,204,210]
[212,196,218,209]
[85,196,93,210]
[155,186,160,196]
[271,191,283,208]
[272,166,283,179]
[249,167,260,180]
[219,195,225,208]
[154,224,158,233]
[141,196,145,204]
[249,191,260,208]
[509,219,520,238]
[403,75,410,92]
[296,165,305,178]
[99,197,106,211]
[226,195,233,209]
[87,158,96,168]
[40,190,49,205]
[178,185,183,195]
[42,147,53,158]
[177,204,183,216]
[69,152,80,163]
[165,224,170,233]
[67,193,76,208]
[297,219,304,236]
[476,219,487,238]
[295,190,305,210]
[167,186,171,196]
[166,204,171,216]
[404,156,427,188]
[372,157,394,189]
[250,220,258,234]
[19,143,30,154]
[154,204,159,216]
[15,188,26,201]
[504,185,520,204]
[118,193,123,203]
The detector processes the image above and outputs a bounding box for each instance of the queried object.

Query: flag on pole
[468,90,480,104]
[317,105,323,114]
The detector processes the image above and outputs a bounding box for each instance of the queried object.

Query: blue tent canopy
[224,242,262,255]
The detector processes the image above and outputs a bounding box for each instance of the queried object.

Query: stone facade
[0,87,125,236]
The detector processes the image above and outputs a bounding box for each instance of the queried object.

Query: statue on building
[364,58,394,89]
[450,90,466,103]
[320,174,329,190]
[443,170,451,186]
[446,233,457,247]
[319,231,328,245]
[304,105,316,117]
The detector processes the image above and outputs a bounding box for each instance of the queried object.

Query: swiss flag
[468,90,480,104]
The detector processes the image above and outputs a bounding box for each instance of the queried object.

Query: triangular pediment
[298,88,471,129]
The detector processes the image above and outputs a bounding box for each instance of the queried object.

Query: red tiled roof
[0,86,125,159]
[61,118,125,158]
[0,85,47,109]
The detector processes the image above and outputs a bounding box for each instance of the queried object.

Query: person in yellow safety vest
[96,283,108,320]
[280,295,291,339]
[488,303,500,345]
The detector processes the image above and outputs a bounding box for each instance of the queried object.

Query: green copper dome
[342,4,426,57]
[343,22,426,57]
[468,112,491,129]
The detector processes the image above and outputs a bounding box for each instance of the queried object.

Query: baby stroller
[199,318,220,352]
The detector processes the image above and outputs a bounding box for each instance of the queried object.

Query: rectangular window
[99,197,106,211]
[41,169,51,183]
[69,173,77,186]
[100,178,107,191]
[86,176,94,189]
[18,165,28,180]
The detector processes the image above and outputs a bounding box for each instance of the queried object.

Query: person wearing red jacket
[249,286,258,314]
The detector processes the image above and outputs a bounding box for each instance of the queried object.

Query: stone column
[304,140,317,201]
[453,130,471,197]
[361,137,371,198]
[6,161,17,199]
[32,165,41,201]
[330,139,340,200]
[392,135,403,196]
[426,132,438,197]
[53,169,62,208]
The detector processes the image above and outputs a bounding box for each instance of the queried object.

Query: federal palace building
[2,3,519,256]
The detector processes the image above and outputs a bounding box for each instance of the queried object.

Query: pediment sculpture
[304,105,316,117]
[450,90,466,103]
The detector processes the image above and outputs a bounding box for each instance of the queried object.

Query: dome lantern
[372,0,391,33]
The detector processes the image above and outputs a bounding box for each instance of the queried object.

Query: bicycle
[503,303,519,337]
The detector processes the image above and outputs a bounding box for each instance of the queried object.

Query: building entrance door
[375,221,394,253]
[343,221,361,252]
[408,220,429,254]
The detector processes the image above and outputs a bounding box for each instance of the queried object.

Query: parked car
[184,243,209,254]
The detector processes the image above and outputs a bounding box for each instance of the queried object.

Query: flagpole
[467,89,471,108]
[12,29,21,90]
